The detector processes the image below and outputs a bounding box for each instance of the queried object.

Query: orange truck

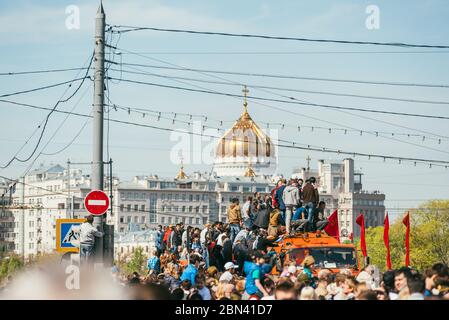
[269,232,360,276]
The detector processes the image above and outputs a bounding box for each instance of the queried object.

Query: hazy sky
[1,0,449,220]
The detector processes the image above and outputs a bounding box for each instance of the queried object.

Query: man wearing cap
[220,262,239,283]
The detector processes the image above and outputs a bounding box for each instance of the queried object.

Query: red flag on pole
[402,212,410,267]
[356,214,367,257]
[324,210,340,242]
[384,212,392,270]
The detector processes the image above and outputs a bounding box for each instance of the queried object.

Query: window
[74,203,80,210]
[230,185,239,192]
[189,206,193,212]
[202,194,207,201]
[202,205,208,213]
[196,218,200,225]
[195,195,200,202]
[203,217,208,224]
[149,181,157,188]
[167,194,172,200]
[161,217,165,224]
[140,216,145,223]
[126,216,131,223]
[120,204,124,212]
[182,194,186,201]
[133,216,138,223]
[134,204,138,212]
[243,186,250,192]
[120,217,124,223]
[149,193,157,223]
[182,206,186,213]
[58,203,65,209]
[127,204,131,212]
[189,194,193,202]
[175,194,179,200]
[196,206,200,213]
[189,217,193,224]
[141,204,145,211]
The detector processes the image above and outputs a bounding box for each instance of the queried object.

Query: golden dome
[216,91,274,159]
[175,164,187,180]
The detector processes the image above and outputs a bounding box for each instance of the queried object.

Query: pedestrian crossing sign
[56,219,86,253]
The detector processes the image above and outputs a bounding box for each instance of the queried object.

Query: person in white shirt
[80,215,103,262]
[219,262,238,282]
[241,196,253,228]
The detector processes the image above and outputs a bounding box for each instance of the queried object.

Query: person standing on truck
[302,177,319,227]
[282,179,301,235]
[274,179,287,223]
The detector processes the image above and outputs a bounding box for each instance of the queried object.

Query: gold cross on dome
[242,85,249,111]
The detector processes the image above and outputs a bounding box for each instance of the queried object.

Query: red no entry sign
[84,190,110,215]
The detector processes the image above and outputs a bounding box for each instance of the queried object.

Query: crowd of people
[113,177,449,300]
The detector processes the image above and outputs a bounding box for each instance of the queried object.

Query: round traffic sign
[84,190,110,215]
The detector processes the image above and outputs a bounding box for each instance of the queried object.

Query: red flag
[384,212,392,270]
[324,210,340,242]
[402,212,410,267]
[356,214,367,257]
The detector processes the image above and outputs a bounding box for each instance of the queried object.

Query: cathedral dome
[213,86,277,177]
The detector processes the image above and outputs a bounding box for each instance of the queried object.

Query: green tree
[355,200,449,272]
[0,254,24,284]
[121,247,147,276]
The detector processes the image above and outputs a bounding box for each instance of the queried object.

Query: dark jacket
[252,208,270,229]
[302,183,319,205]
[275,185,286,210]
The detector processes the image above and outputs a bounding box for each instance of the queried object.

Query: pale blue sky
[1,0,449,219]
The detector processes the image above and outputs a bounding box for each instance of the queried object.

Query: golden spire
[175,157,187,180]
[242,85,249,115]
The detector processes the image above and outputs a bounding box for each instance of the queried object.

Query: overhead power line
[0,67,91,76]
[107,25,449,49]
[106,45,449,144]
[0,53,94,169]
[110,67,449,106]
[107,58,449,89]
[114,50,449,55]
[106,76,449,120]
[0,77,89,98]
[101,100,448,144]
[2,98,449,168]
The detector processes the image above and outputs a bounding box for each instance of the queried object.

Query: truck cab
[269,232,360,276]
